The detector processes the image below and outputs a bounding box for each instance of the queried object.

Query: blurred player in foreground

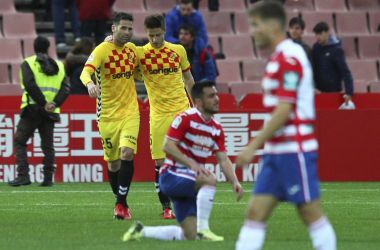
[80,13,140,220]
[235,2,336,250]
[122,81,243,241]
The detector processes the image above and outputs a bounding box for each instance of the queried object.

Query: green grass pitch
[0,182,379,250]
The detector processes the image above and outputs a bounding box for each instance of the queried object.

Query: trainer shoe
[39,176,53,187]
[124,207,132,220]
[8,177,31,187]
[197,229,224,241]
[122,221,144,242]
[162,208,176,219]
[113,204,125,220]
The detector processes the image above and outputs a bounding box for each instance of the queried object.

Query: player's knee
[120,147,134,160]
[108,160,120,171]
[246,204,265,221]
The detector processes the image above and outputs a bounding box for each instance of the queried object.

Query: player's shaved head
[191,81,216,101]
[248,0,287,31]
[144,14,166,30]
[113,12,134,26]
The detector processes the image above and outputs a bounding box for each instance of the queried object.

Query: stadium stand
[217,93,237,109]
[230,81,262,100]
[358,36,380,60]
[369,11,380,34]
[215,60,241,84]
[234,11,249,35]
[0,38,23,63]
[2,12,37,38]
[128,12,156,40]
[369,81,380,93]
[347,60,379,83]
[339,35,358,59]
[145,0,177,14]
[348,0,380,10]
[201,11,233,36]
[208,35,220,53]
[0,0,16,14]
[255,46,271,60]
[0,84,23,96]
[242,60,266,82]
[353,80,369,93]
[10,62,21,84]
[0,63,10,84]
[216,82,230,94]
[314,0,347,12]
[301,12,335,35]
[284,0,314,12]
[112,0,145,13]
[335,11,369,35]
[222,35,255,60]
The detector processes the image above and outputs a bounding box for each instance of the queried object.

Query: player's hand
[105,35,113,43]
[233,181,243,201]
[44,101,56,113]
[87,82,100,98]
[235,148,255,168]
[192,164,211,179]
[344,95,352,105]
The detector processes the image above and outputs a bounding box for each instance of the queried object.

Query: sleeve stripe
[85,64,96,71]
[182,66,191,72]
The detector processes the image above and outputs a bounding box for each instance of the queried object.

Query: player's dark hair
[144,14,166,30]
[34,36,50,54]
[289,17,305,30]
[180,0,193,5]
[313,22,329,33]
[191,81,216,101]
[248,0,287,31]
[179,23,197,38]
[113,12,134,26]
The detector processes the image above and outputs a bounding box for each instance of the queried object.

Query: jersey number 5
[101,138,113,149]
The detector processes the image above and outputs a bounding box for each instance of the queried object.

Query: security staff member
[8,36,70,187]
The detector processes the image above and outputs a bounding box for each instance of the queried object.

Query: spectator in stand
[52,0,81,47]
[74,0,115,45]
[312,22,353,103]
[64,37,95,94]
[288,17,312,64]
[179,24,216,83]
[192,0,219,11]
[165,0,208,45]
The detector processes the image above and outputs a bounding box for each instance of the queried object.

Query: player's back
[262,39,317,154]
[85,42,139,121]
[136,42,191,116]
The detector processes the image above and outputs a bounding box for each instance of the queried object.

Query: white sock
[196,185,216,232]
[143,226,185,241]
[236,219,266,250]
[308,216,336,250]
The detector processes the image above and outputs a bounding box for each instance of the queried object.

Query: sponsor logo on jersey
[86,54,94,63]
[283,71,299,91]
[148,67,178,75]
[112,71,133,79]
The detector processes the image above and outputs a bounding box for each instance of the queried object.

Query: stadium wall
[1,95,379,182]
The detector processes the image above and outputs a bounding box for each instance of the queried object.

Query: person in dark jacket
[179,24,216,82]
[75,0,115,45]
[288,17,312,64]
[8,36,70,187]
[312,22,353,103]
[64,37,95,94]
[165,0,208,45]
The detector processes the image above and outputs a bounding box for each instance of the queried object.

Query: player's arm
[215,151,243,201]
[236,102,292,167]
[80,67,99,98]
[162,138,211,177]
[133,67,143,82]
[183,70,195,104]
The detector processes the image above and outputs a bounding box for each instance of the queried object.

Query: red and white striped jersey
[262,39,318,154]
[163,108,226,168]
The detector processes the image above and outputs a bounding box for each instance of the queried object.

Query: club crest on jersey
[171,116,182,129]
[169,53,176,61]
[87,54,94,63]
[283,71,299,90]
[129,54,134,63]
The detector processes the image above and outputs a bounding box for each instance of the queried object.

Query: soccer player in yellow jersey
[80,13,140,220]
[137,14,195,219]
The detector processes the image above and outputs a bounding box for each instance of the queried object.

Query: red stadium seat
[234,11,250,35]
[201,11,233,36]
[2,13,37,38]
[217,93,237,109]
[215,60,241,84]
[0,84,23,96]
[0,38,23,63]
[230,81,262,100]
[347,60,379,82]
[113,0,145,13]
[242,60,266,82]
[219,0,245,12]
[369,11,380,34]
[129,12,155,40]
[0,63,10,84]
[284,0,314,12]
[314,0,347,12]
[208,35,220,53]
[0,0,16,14]
[301,12,334,35]
[348,0,380,10]
[353,80,368,93]
[335,11,369,35]
[369,81,380,93]
[255,46,271,60]
[222,35,255,60]
[358,36,380,60]
[339,35,358,59]
[11,62,21,84]
[239,93,265,110]
[145,0,177,14]
[23,37,58,60]
[216,82,230,94]
[47,37,59,60]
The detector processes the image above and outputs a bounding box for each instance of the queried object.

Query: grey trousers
[14,115,55,178]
